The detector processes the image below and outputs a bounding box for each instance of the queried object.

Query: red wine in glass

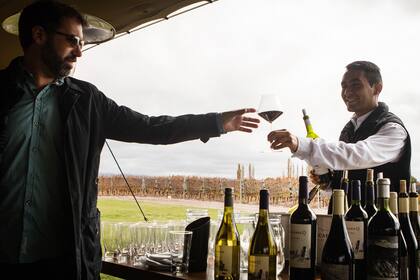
[258,110,283,123]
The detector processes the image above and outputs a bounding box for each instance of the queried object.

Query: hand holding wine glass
[258,94,283,152]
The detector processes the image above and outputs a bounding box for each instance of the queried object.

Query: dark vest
[332,102,411,205]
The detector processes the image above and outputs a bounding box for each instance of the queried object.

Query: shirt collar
[15,57,65,89]
[350,109,375,130]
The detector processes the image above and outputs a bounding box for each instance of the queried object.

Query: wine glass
[258,94,283,152]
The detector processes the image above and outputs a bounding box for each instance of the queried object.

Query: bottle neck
[224,193,233,208]
[299,197,308,205]
[259,193,269,211]
[366,183,375,203]
[333,195,345,215]
[378,197,391,211]
[257,209,269,225]
[351,199,361,207]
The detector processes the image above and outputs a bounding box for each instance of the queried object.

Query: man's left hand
[222,108,260,133]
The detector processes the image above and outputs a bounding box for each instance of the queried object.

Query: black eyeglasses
[54,31,85,49]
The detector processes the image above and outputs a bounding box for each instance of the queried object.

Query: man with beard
[267,61,411,203]
[0,1,259,279]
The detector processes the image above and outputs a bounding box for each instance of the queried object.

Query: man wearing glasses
[0,1,259,279]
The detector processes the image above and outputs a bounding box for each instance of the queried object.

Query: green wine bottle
[248,189,277,280]
[214,188,240,280]
[302,109,331,186]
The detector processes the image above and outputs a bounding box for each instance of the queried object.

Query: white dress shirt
[293,110,408,171]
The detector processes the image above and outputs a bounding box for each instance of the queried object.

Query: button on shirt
[0,63,72,263]
[293,110,408,170]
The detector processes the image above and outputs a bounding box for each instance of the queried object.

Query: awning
[0,0,216,68]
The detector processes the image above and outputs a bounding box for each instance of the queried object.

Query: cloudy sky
[75,0,420,179]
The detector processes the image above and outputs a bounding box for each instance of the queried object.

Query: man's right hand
[267,129,299,153]
[309,169,324,187]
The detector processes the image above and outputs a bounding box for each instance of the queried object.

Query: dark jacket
[332,102,411,205]
[0,57,221,279]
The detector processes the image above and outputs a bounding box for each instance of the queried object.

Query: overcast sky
[75,0,420,179]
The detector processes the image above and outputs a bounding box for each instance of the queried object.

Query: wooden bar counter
[102,260,321,279]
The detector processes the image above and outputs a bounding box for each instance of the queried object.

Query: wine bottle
[363,169,375,207]
[321,189,354,280]
[367,178,400,280]
[364,170,378,220]
[345,180,368,280]
[389,192,398,217]
[375,172,384,207]
[289,176,317,280]
[248,189,277,280]
[302,109,332,187]
[342,170,349,213]
[214,188,240,280]
[409,182,420,273]
[400,230,410,280]
[328,171,348,215]
[398,180,419,280]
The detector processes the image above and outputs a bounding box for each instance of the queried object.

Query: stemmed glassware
[258,94,283,152]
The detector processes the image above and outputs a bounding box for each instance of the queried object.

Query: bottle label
[215,245,233,276]
[367,235,399,279]
[410,197,419,212]
[345,221,365,259]
[316,215,332,266]
[399,198,409,213]
[248,255,276,280]
[290,223,312,268]
[321,263,350,280]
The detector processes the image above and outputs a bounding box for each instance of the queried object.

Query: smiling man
[0,1,259,279]
[268,61,411,203]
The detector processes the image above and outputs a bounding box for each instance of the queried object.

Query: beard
[41,39,74,79]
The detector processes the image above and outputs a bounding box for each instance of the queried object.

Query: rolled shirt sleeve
[292,122,407,171]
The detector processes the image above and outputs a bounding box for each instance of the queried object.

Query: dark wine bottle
[367,178,400,280]
[214,188,240,280]
[341,170,349,212]
[248,189,277,280]
[375,172,384,207]
[289,176,317,280]
[364,169,378,220]
[409,182,420,275]
[345,180,368,280]
[398,180,419,280]
[399,230,409,280]
[409,182,420,237]
[321,189,354,280]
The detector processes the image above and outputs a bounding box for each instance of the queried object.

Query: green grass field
[98,197,219,279]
